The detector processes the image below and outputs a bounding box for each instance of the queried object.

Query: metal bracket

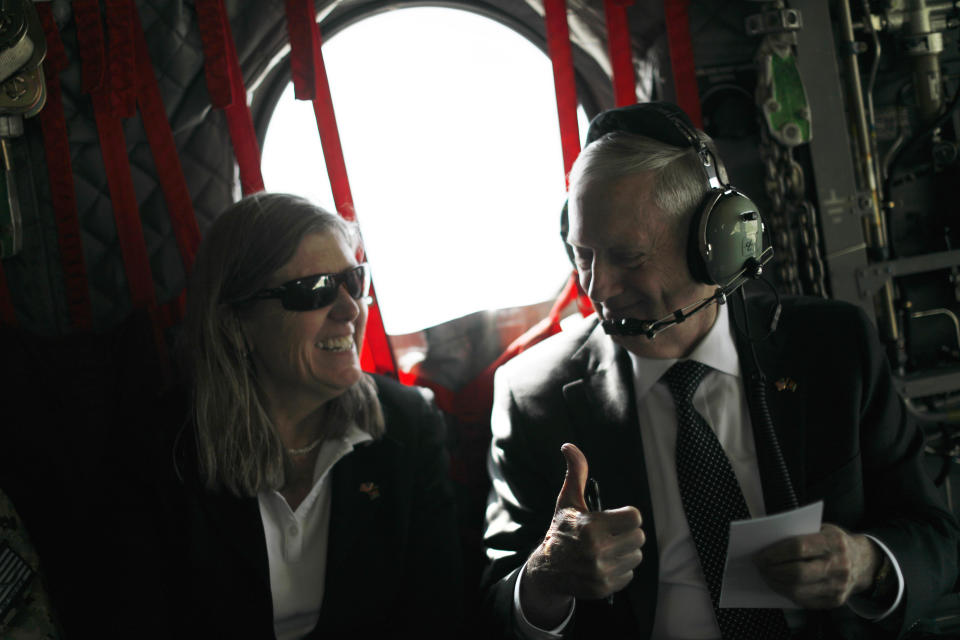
[746,9,803,36]
[855,249,960,298]
[818,190,873,226]
[756,39,812,146]
[894,367,960,400]
[904,31,944,56]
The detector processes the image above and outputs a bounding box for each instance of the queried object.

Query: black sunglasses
[244,264,371,311]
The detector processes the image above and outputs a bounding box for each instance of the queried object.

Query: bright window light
[262,7,589,334]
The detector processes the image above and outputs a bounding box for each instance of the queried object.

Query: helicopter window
[262,6,589,335]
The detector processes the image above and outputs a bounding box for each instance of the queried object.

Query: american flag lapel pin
[358,482,380,500]
[774,377,798,392]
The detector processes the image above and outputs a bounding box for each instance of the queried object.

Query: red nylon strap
[604,0,636,107]
[92,97,156,308]
[285,2,396,376]
[75,0,155,309]
[284,0,316,101]
[73,2,172,380]
[0,261,15,325]
[544,0,581,183]
[195,0,231,107]
[106,0,135,118]
[196,0,264,195]
[38,3,94,330]
[73,0,104,92]
[664,0,703,127]
[359,285,398,377]
[131,3,201,274]
[286,1,355,218]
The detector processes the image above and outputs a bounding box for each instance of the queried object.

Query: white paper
[719,500,824,609]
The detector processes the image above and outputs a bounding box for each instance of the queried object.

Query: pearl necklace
[287,436,324,456]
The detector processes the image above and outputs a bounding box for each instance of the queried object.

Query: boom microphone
[601,250,772,340]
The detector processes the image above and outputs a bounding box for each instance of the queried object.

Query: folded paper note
[719,500,824,609]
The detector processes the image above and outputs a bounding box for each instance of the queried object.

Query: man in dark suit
[482,103,959,639]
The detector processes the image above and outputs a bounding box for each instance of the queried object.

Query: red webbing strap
[544,0,581,183]
[664,0,703,127]
[74,0,104,93]
[284,0,355,219]
[196,0,264,195]
[75,0,155,309]
[604,0,636,107]
[0,262,15,325]
[37,3,94,331]
[488,273,579,372]
[194,0,231,107]
[131,3,200,274]
[359,285,397,377]
[284,0,316,101]
[544,1,590,310]
[105,0,135,118]
[285,1,397,377]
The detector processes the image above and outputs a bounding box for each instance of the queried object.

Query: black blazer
[482,296,959,639]
[96,374,462,639]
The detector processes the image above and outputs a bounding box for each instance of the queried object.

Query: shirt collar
[311,422,373,483]
[627,302,740,400]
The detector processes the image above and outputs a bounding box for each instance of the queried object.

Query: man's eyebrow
[610,246,647,258]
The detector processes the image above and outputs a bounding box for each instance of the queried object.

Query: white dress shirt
[514,305,903,638]
[258,424,372,640]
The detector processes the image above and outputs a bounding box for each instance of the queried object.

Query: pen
[585,477,602,512]
[585,477,614,606]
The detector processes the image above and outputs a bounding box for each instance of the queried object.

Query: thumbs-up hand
[556,442,590,512]
[519,443,645,629]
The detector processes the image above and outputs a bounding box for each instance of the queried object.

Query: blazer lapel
[200,489,273,604]
[732,296,807,512]
[561,323,659,637]
[179,425,272,603]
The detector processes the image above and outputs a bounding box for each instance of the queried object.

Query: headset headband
[584,102,721,188]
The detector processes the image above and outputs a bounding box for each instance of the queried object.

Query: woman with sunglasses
[102,193,462,638]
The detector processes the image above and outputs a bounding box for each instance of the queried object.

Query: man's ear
[560,199,576,268]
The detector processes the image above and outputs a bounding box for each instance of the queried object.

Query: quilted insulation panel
[3,0,287,335]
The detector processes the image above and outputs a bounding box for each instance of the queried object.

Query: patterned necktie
[664,360,791,639]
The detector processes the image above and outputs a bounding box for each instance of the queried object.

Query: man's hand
[754,523,881,609]
[520,443,645,628]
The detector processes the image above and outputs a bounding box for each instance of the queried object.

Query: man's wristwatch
[869,554,894,603]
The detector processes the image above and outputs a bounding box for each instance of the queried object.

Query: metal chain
[759,124,804,295]
[751,1,829,299]
[757,87,828,298]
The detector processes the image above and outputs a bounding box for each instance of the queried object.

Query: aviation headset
[579,101,771,291]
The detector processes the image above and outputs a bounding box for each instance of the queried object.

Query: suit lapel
[732,296,807,512]
[561,324,659,637]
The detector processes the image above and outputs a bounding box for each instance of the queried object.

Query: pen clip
[585,477,602,512]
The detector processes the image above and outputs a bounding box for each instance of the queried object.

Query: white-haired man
[482,102,958,640]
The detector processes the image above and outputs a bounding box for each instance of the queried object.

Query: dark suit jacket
[482,296,959,639]
[97,374,462,639]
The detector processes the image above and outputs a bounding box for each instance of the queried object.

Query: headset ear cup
[686,200,714,285]
[695,188,765,286]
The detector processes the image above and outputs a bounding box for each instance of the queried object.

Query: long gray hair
[179,192,384,496]
[568,131,711,230]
